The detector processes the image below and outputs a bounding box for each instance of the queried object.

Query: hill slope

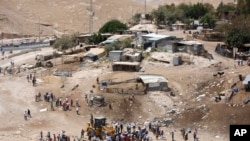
[0,0,235,36]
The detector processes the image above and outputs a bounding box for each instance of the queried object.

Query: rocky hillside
[0,0,235,36]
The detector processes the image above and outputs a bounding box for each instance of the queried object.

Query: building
[138,74,168,91]
[109,49,142,62]
[172,21,187,30]
[100,34,135,45]
[141,33,177,50]
[109,50,123,61]
[243,75,250,91]
[77,33,112,43]
[173,40,204,56]
[112,62,141,71]
[84,53,98,61]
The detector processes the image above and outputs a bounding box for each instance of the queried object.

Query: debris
[201,114,208,119]
[243,97,250,105]
[215,135,220,138]
[40,108,48,112]
[72,84,79,91]
[53,71,72,77]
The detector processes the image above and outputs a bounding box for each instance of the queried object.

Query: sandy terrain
[0,0,235,36]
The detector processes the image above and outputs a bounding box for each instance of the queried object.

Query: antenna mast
[89,0,94,34]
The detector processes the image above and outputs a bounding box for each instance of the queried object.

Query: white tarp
[243,75,250,85]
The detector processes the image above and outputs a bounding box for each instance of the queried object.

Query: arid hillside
[0,0,235,36]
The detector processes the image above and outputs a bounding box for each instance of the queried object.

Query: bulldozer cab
[94,116,106,128]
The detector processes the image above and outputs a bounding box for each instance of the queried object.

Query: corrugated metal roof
[142,33,170,39]
[139,74,168,84]
[148,37,163,41]
[178,40,202,45]
[113,61,140,66]
[110,50,123,53]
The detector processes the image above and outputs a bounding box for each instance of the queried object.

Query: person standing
[27,75,30,82]
[109,103,112,110]
[10,60,14,67]
[184,131,188,141]
[71,99,73,107]
[53,134,56,141]
[40,131,43,139]
[76,106,79,115]
[50,101,54,111]
[148,122,152,131]
[81,129,84,138]
[32,76,36,86]
[29,73,32,80]
[120,123,123,133]
[27,109,31,118]
[160,130,164,138]
[96,77,99,84]
[24,111,27,120]
[193,128,197,140]
[76,98,79,107]
[171,131,174,141]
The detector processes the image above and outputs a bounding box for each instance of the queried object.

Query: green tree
[200,13,216,28]
[163,4,183,24]
[237,0,250,15]
[145,13,153,22]
[217,2,235,14]
[132,13,142,24]
[216,2,236,19]
[214,23,231,34]
[151,5,167,25]
[53,34,78,51]
[225,28,250,47]
[186,3,210,19]
[99,19,128,33]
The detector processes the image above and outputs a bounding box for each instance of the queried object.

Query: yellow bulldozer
[85,115,115,139]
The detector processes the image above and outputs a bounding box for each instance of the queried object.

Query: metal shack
[243,75,250,90]
[138,74,168,91]
[108,50,123,61]
[112,62,140,72]
[141,33,176,51]
[173,40,204,56]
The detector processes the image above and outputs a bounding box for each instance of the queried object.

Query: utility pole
[89,0,94,34]
[144,0,147,15]
[38,17,41,44]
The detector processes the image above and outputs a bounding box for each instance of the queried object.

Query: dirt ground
[1,30,250,141]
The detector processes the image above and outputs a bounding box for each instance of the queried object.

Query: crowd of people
[27,73,36,86]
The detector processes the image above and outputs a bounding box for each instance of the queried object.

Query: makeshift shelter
[173,41,204,56]
[172,21,187,30]
[138,74,168,91]
[109,50,123,61]
[112,62,140,71]
[84,53,98,61]
[243,75,250,90]
[141,33,177,50]
[100,34,134,45]
[121,52,142,62]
